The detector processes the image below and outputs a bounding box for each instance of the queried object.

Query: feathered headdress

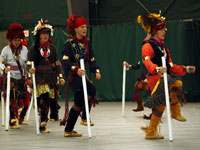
[137,11,166,33]
[33,19,53,36]
[6,23,25,41]
[67,14,87,34]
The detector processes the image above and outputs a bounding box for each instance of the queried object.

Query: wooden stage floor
[0,101,200,150]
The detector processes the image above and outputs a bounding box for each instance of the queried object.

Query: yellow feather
[137,12,166,33]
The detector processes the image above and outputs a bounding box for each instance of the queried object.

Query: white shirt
[0,45,28,80]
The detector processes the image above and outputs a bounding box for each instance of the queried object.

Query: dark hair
[33,31,42,67]
[33,28,53,67]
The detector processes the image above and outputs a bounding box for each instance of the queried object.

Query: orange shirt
[142,41,186,91]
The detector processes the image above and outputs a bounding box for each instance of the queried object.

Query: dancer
[137,12,195,139]
[62,14,101,137]
[124,61,150,112]
[27,19,65,133]
[0,23,30,128]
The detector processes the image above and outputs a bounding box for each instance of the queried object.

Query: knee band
[153,104,165,117]
[72,104,82,112]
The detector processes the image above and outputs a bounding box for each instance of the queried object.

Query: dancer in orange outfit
[137,12,196,139]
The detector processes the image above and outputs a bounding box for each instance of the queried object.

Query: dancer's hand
[59,78,65,85]
[77,68,86,77]
[158,67,167,73]
[187,66,196,73]
[5,67,10,73]
[29,68,36,74]
[95,72,101,80]
[123,62,131,70]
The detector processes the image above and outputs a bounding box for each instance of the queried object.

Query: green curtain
[27,22,200,102]
[91,23,145,101]
[91,0,200,25]
[0,0,68,30]
[91,21,200,102]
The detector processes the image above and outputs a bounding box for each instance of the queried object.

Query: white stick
[5,67,10,131]
[122,61,126,117]
[1,92,5,127]
[161,56,173,142]
[80,59,92,138]
[25,96,33,121]
[31,62,40,134]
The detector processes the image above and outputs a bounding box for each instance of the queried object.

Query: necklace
[40,47,50,58]
[11,49,21,61]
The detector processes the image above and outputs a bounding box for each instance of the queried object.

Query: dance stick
[80,59,92,137]
[161,56,173,142]
[1,92,5,127]
[122,61,126,117]
[25,96,33,121]
[5,66,10,131]
[31,62,40,134]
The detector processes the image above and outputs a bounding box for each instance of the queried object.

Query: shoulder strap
[11,48,25,79]
[16,60,25,80]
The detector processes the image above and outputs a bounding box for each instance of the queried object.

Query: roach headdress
[137,11,166,33]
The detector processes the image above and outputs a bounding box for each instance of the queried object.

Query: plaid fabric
[144,76,179,108]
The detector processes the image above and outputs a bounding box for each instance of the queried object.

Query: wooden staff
[5,66,10,131]
[25,96,33,121]
[31,62,40,134]
[122,61,126,117]
[161,56,173,142]
[80,59,92,137]
[1,92,5,127]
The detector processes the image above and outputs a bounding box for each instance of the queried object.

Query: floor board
[0,101,199,150]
